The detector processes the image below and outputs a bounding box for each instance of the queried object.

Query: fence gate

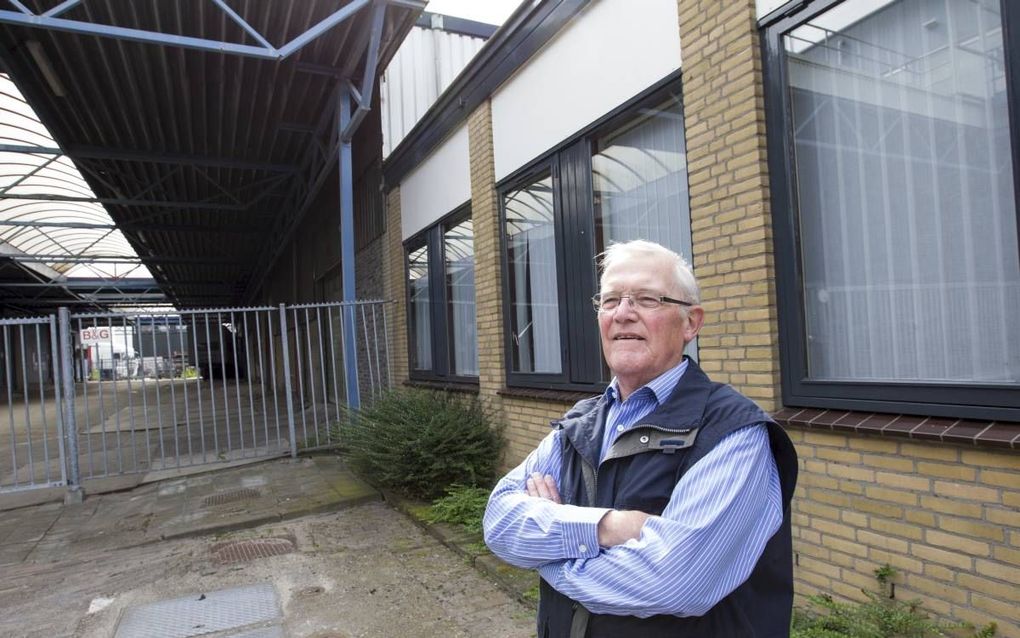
[0,300,391,494]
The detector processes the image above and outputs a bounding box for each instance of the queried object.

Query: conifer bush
[337,388,503,499]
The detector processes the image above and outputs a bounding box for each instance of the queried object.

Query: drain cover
[202,487,261,506]
[115,583,280,638]
[211,538,295,565]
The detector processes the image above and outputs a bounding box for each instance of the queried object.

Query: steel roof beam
[0,143,299,173]
[0,192,245,210]
[5,254,244,265]
[0,0,424,61]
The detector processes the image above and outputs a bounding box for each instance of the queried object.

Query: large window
[500,82,694,390]
[405,206,478,381]
[764,0,1020,420]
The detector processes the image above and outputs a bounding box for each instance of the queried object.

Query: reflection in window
[445,216,478,376]
[593,96,692,259]
[505,174,561,374]
[786,0,1019,384]
[407,242,432,371]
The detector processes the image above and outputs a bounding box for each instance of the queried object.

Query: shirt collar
[604,358,689,406]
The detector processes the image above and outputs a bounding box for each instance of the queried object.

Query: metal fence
[0,300,391,494]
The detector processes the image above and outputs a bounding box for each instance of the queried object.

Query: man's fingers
[541,474,562,504]
[526,472,560,502]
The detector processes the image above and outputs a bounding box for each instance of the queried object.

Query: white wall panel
[381,27,487,158]
[400,123,471,240]
[491,0,681,181]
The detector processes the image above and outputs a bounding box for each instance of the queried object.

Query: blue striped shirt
[482,361,782,617]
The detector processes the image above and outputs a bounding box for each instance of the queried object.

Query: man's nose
[613,297,640,319]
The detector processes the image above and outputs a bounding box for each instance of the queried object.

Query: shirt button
[579,544,588,553]
[616,424,625,432]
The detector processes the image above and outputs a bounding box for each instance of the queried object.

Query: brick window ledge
[403,379,479,394]
[773,407,1020,450]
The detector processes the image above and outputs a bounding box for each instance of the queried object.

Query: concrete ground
[0,455,536,638]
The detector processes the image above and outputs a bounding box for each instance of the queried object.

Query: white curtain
[787,0,1020,383]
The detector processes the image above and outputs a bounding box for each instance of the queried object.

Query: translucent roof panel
[1,73,152,280]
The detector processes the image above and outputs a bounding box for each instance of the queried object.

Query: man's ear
[683,306,704,343]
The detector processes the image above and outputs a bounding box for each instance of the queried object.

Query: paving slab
[0,455,536,638]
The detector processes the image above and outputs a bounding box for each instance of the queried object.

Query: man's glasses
[591,291,693,312]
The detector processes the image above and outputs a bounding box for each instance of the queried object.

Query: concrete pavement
[0,455,536,638]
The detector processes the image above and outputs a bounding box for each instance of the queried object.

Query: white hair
[597,239,700,304]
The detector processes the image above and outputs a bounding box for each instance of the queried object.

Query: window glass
[785,0,1019,384]
[593,96,692,261]
[407,241,432,371]
[444,216,478,376]
[505,173,562,374]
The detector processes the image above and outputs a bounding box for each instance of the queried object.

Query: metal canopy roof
[0,0,423,315]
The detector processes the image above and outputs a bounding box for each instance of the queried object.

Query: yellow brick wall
[382,186,408,385]
[789,428,1020,635]
[678,0,780,411]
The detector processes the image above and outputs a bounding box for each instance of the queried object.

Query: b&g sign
[80,326,112,346]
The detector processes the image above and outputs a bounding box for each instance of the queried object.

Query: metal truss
[0,0,424,61]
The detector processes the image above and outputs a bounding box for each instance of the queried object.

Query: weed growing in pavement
[425,485,491,534]
[792,565,996,638]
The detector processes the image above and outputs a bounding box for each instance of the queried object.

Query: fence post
[57,307,83,503]
[279,304,298,458]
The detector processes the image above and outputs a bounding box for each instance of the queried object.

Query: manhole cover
[211,538,295,565]
[115,583,280,638]
[202,487,262,506]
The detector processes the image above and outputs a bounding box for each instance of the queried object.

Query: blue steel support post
[338,85,361,410]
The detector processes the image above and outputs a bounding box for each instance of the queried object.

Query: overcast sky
[425,0,523,25]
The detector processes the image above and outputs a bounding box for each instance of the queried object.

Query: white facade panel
[757,0,789,20]
[381,27,487,158]
[491,0,681,181]
[400,123,471,240]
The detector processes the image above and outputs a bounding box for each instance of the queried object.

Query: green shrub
[425,484,491,533]
[792,566,996,638]
[337,388,503,499]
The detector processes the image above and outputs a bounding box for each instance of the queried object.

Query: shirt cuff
[557,504,609,558]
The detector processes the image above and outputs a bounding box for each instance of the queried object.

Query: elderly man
[483,239,798,637]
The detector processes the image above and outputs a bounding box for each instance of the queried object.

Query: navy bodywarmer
[537,359,798,638]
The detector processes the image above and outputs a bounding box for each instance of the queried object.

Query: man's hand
[526,472,561,503]
[597,510,650,548]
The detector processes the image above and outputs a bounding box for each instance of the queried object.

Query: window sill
[498,386,597,404]
[403,378,479,394]
[773,407,1020,450]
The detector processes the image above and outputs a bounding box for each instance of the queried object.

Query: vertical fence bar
[382,302,392,389]
[315,306,329,445]
[49,317,67,486]
[242,312,257,453]
[107,316,123,473]
[279,304,297,458]
[78,316,94,478]
[150,315,166,469]
[371,305,382,398]
[4,325,18,487]
[136,316,152,470]
[34,323,51,483]
[121,316,137,472]
[58,308,81,493]
[19,326,34,483]
[267,311,282,448]
[292,307,307,445]
[217,311,231,453]
[191,313,207,464]
[254,312,270,451]
[327,306,341,414]
[303,307,318,445]
[205,314,220,456]
[230,311,244,457]
[359,306,374,401]
[176,313,193,463]
[163,315,180,468]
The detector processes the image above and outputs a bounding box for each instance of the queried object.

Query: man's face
[598,254,703,398]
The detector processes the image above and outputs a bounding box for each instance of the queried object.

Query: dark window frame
[498,74,687,392]
[762,0,1020,422]
[404,203,478,383]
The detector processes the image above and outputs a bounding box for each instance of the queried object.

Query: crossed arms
[482,424,782,617]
